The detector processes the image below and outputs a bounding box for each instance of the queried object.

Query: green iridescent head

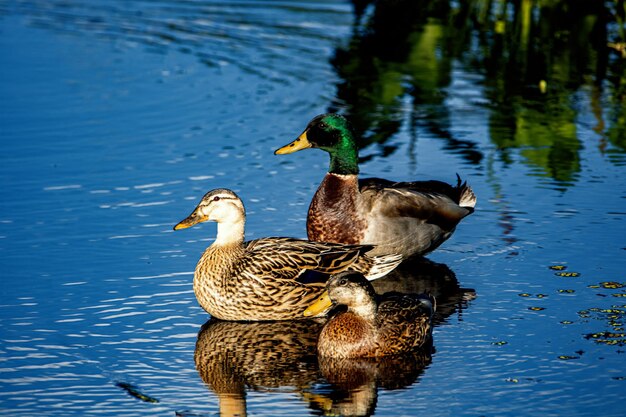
[275,114,359,175]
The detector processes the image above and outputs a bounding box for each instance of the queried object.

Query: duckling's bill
[173,210,207,230]
[303,290,333,317]
[274,131,312,155]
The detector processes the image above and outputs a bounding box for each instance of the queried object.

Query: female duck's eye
[339,278,348,286]
[213,196,220,202]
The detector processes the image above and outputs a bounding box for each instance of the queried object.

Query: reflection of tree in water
[331,0,625,183]
[14,0,624,178]
[193,258,473,416]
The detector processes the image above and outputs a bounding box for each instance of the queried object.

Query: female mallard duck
[173,188,402,321]
[305,271,435,358]
[275,113,476,259]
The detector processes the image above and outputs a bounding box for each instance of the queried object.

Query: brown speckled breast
[307,173,367,244]
[318,312,377,358]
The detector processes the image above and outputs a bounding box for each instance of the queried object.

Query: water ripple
[5,0,351,84]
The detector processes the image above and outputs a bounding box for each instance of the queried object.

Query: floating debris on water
[549,265,567,271]
[115,382,159,403]
[505,377,541,384]
[595,308,624,315]
[560,320,574,325]
[555,272,580,277]
[612,376,626,381]
[519,293,549,298]
[558,289,576,293]
[599,282,625,289]
[528,307,545,311]
[175,411,211,417]
[492,341,508,346]
[578,301,625,345]
[584,332,626,346]
[558,355,580,360]
[517,292,548,298]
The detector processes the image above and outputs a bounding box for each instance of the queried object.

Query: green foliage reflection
[331,0,626,184]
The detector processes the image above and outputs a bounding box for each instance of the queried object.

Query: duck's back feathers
[243,237,398,279]
[359,174,475,218]
[243,237,367,273]
[372,293,434,354]
[351,175,476,257]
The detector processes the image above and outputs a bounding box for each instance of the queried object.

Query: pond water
[1,1,625,416]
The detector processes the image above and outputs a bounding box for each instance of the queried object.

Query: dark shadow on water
[190,258,473,416]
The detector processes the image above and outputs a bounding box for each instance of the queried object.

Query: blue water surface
[1,1,625,416]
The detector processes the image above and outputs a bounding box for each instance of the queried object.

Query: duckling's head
[275,114,359,175]
[173,188,245,231]
[327,271,378,319]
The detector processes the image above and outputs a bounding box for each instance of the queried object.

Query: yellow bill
[173,211,207,230]
[303,290,333,317]
[274,131,312,155]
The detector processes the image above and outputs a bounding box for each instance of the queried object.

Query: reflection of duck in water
[194,260,472,417]
[275,114,476,259]
[194,318,323,417]
[305,350,432,417]
[305,271,435,358]
[371,256,476,325]
[173,188,402,321]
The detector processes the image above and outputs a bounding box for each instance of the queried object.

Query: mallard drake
[305,271,435,358]
[173,188,402,321]
[275,113,477,258]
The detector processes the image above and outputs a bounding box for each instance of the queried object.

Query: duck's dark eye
[213,196,220,202]
[318,122,327,129]
[339,278,348,286]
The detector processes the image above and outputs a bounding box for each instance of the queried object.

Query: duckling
[306,271,434,358]
[173,188,402,321]
[275,113,476,258]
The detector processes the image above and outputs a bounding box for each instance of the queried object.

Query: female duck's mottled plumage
[306,271,435,358]
[275,113,477,258]
[173,188,402,321]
